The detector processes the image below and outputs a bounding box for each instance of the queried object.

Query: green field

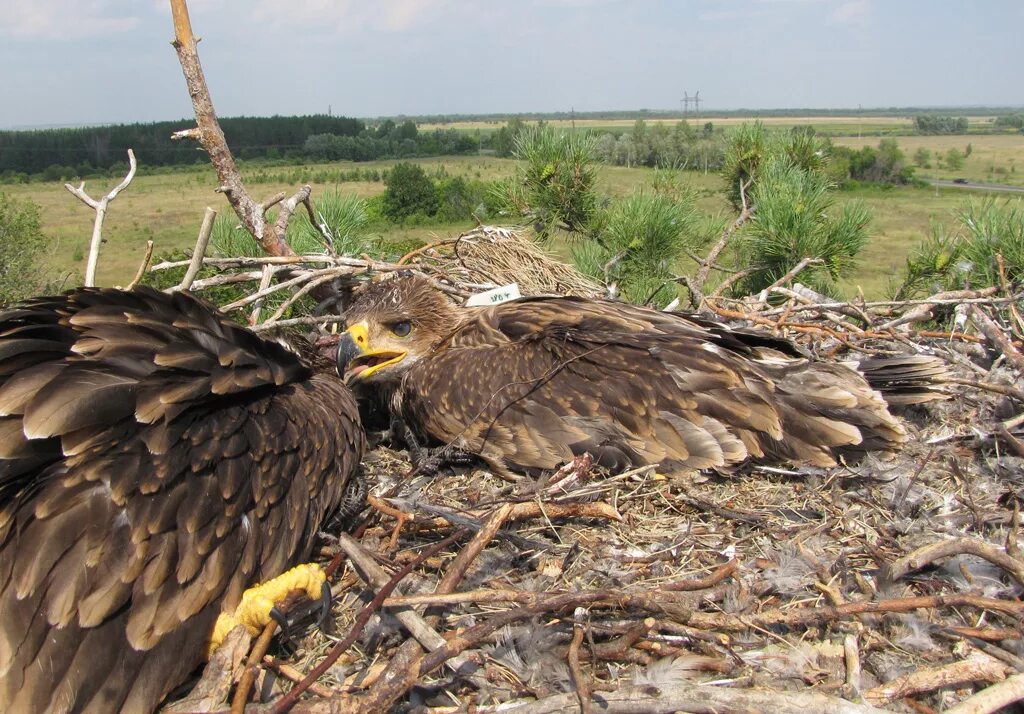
[421,114,1011,137]
[833,133,1024,186]
[5,131,1018,298]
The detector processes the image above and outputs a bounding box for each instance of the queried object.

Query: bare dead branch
[864,650,1009,705]
[475,681,885,714]
[65,148,137,286]
[567,608,592,714]
[126,240,155,290]
[887,538,1024,589]
[688,178,752,310]
[944,673,1024,714]
[178,206,218,292]
[971,305,1024,374]
[249,264,274,325]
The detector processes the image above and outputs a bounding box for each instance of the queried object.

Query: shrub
[572,190,700,306]
[289,190,370,256]
[0,194,48,305]
[738,159,870,296]
[382,163,439,221]
[491,125,598,237]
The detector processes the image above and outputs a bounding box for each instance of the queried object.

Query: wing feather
[0,287,365,713]
[401,296,904,473]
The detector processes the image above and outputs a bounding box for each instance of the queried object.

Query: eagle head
[337,276,459,385]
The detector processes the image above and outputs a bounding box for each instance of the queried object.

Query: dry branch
[178,206,217,292]
[945,673,1024,714]
[687,178,752,310]
[478,681,885,714]
[65,148,137,286]
[887,537,1024,589]
[864,650,1009,705]
[971,305,1024,374]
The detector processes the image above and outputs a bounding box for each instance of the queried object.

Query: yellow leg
[206,563,327,658]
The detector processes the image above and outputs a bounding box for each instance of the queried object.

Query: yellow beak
[336,322,407,381]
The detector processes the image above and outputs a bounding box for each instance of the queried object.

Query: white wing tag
[465,283,522,307]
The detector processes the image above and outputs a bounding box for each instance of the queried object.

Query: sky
[1,0,1021,129]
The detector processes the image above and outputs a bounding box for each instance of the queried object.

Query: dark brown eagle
[0,287,365,713]
[338,276,943,475]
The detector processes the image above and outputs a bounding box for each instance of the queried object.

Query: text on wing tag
[465,283,522,307]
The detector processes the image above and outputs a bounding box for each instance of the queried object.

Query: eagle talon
[409,446,478,476]
[318,580,333,632]
[269,606,295,654]
[206,563,329,658]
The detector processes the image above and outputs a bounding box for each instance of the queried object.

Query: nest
[155,226,1024,714]
[446,225,605,298]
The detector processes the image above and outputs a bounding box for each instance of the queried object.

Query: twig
[333,533,462,662]
[262,658,334,698]
[689,178,752,310]
[178,206,218,291]
[249,315,348,332]
[662,559,739,592]
[971,305,1024,374]
[758,257,824,298]
[232,592,301,714]
[478,681,884,714]
[126,240,155,289]
[269,530,465,713]
[567,608,592,714]
[683,593,1024,632]
[398,239,456,266]
[941,377,1024,403]
[844,634,862,700]
[64,148,137,286]
[880,287,1000,330]
[944,672,1024,714]
[864,650,1009,705]
[250,264,275,324]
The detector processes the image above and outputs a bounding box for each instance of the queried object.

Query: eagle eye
[391,320,412,338]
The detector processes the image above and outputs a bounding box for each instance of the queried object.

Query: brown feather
[344,277,919,475]
[0,286,365,714]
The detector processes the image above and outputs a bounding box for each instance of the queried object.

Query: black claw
[319,580,333,631]
[269,606,296,654]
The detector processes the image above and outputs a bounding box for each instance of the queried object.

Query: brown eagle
[0,287,365,713]
[338,276,942,475]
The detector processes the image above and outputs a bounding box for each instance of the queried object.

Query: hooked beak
[336,322,406,383]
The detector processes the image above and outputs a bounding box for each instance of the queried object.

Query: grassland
[5,131,1020,297]
[833,133,1024,186]
[420,115,1014,137]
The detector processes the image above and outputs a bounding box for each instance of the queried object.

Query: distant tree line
[913,115,968,135]
[0,115,482,179]
[304,119,477,162]
[0,115,363,175]
[994,114,1024,131]
[491,118,726,171]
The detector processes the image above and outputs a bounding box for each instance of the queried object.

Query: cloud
[830,0,871,25]
[249,0,453,34]
[3,0,141,40]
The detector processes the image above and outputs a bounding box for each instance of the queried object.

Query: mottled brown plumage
[339,276,936,475]
[0,287,365,713]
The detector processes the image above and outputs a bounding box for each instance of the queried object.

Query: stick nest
[158,226,1024,714]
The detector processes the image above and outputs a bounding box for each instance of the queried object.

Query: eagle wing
[0,287,363,713]
[400,297,903,474]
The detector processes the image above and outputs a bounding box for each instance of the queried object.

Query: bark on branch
[168,0,318,264]
[65,148,137,286]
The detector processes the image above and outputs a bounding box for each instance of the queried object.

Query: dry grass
[6,144,1015,299]
[834,134,1024,186]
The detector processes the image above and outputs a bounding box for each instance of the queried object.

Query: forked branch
[65,148,137,286]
